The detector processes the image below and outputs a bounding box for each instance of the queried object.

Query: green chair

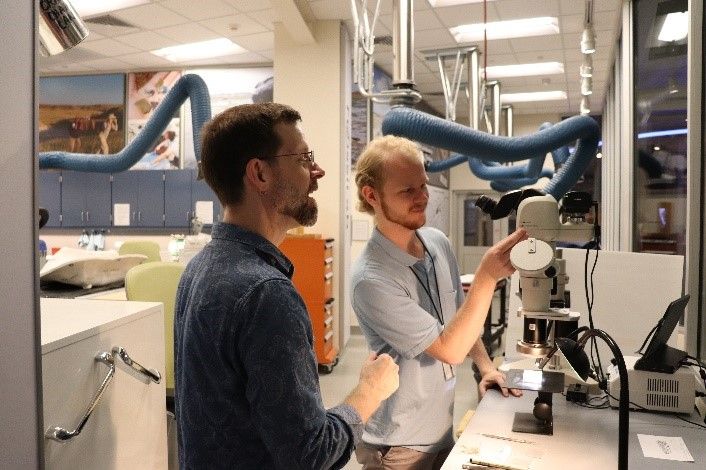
[125,261,185,396]
[119,240,162,263]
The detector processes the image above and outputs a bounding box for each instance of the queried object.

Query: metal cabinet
[164,170,192,228]
[60,171,112,227]
[112,171,165,227]
[38,170,62,228]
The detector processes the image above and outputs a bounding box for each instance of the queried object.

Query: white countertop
[40,298,162,355]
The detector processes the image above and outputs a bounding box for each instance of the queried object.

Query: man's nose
[310,161,325,180]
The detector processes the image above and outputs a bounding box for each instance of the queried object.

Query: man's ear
[245,158,270,192]
[361,185,378,208]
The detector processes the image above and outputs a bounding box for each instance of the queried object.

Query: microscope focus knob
[544,265,557,278]
[510,238,554,273]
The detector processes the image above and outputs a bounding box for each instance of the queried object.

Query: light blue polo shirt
[351,226,464,453]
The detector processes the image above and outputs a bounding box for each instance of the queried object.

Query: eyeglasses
[266,150,315,166]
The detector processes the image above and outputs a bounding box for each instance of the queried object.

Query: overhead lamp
[581,76,593,96]
[580,26,596,54]
[580,96,590,115]
[579,55,593,77]
[538,329,629,470]
[658,11,688,42]
[151,38,247,62]
[500,90,567,103]
[450,17,560,43]
[38,0,89,56]
[428,0,497,6]
[70,0,151,18]
[485,62,564,79]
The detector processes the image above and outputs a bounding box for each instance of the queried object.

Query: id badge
[442,362,456,381]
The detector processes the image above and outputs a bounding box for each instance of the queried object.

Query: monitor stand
[634,344,687,374]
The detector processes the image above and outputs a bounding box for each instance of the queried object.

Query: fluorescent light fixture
[429,0,496,6]
[658,11,688,42]
[485,62,564,79]
[70,0,150,18]
[450,17,559,42]
[500,90,567,103]
[637,128,688,139]
[580,26,596,54]
[151,38,247,62]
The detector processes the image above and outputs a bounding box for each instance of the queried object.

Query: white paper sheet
[113,203,131,226]
[195,200,213,224]
[637,434,694,462]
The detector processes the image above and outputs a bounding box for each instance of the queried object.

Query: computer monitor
[634,294,690,374]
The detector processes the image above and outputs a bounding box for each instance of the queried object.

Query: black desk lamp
[538,328,630,470]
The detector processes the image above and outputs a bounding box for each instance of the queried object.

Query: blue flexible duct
[382,107,599,199]
[540,122,571,167]
[39,74,212,173]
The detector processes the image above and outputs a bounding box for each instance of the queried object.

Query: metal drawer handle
[324,272,333,280]
[324,257,334,265]
[45,347,161,442]
[113,346,161,384]
[45,351,115,442]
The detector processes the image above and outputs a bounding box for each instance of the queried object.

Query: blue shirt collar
[370,227,430,267]
[210,222,294,278]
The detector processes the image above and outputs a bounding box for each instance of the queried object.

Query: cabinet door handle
[112,346,161,384]
[80,210,85,222]
[45,351,116,442]
[85,211,90,222]
[44,346,161,442]
[138,211,142,222]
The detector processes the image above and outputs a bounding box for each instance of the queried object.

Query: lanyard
[409,249,444,326]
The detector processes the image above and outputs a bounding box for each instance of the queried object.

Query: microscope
[477,190,598,434]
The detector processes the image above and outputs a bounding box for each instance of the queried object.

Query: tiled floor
[319,334,483,470]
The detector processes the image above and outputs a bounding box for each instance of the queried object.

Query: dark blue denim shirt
[175,223,362,469]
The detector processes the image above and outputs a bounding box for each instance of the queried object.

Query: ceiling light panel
[450,17,560,42]
[151,38,247,62]
[500,90,567,103]
[658,11,688,42]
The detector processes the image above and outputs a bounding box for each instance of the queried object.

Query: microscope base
[512,412,553,435]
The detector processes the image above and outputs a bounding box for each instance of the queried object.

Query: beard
[380,197,426,230]
[272,179,319,227]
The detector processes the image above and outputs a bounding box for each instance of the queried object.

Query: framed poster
[127,71,182,170]
[182,67,273,169]
[39,74,126,155]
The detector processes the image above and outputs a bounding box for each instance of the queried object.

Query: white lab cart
[41,298,167,469]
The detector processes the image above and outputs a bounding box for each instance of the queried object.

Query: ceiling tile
[112,3,189,29]
[558,0,585,15]
[82,31,106,42]
[78,38,142,57]
[247,8,280,30]
[223,0,273,12]
[186,51,268,66]
[231,32,274,51]
[159,0,236,20]
[493,0,560,18]
[258,49,274,60]
[514,49,564,63]
[115,51,175,68]
[474,39,514,55]
[200,13,269,37]
[415,28,456,48]
[113,31,176,51]
[559,14,584,34]
[434,4,500,28]
[83,22,141,38]
[510,35,564,53]
[156,23,220,43]
[80,57,134,72]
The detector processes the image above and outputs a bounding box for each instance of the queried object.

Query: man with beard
[351,135,527,470]
[174,103,399,469]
